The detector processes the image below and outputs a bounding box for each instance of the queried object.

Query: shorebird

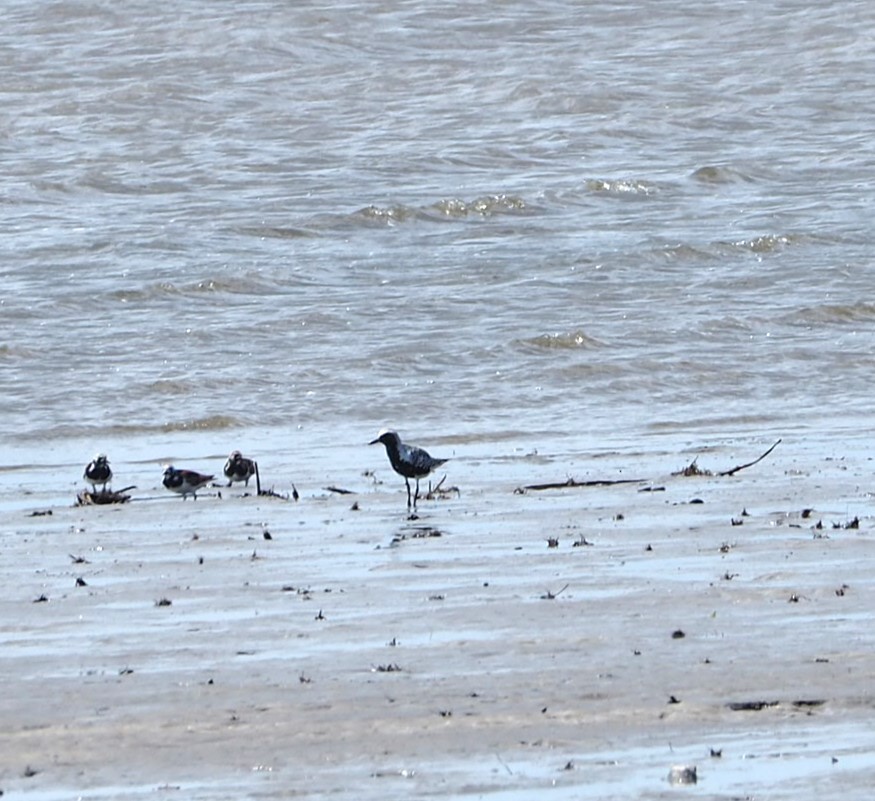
[224,450,257,487]
[162,465,214,500]
[370,429,448,510]
[84,454,112,492]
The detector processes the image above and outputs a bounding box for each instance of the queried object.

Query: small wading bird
[224,450,257,487]
[162,465,214,500]
[370,429,448,510]
[84,454,112,492]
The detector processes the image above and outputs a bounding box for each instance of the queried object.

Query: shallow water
[3,0,875,460]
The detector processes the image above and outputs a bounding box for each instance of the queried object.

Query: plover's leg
[413,478,421,507]
[405,477,412,508]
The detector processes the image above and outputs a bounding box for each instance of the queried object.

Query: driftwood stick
[541,583,569,600]
[522,477,646,492]
[426,475,459,499]
[717,439,782,477]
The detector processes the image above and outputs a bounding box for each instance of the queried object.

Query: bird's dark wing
[407,446,447,476]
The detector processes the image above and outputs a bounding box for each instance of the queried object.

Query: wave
[354,203,421,225]
[0,343,39,359]
[107,274,291,303]
[640,231,841,265]
[235,224,319,240]
[427,194,528,217]
[146,379,196,395]
[350,194,530,226]
[781,301,875,327]
[517,330,606,351]
[723,233,795,253]
[651,243,720,263]
[690,165,758,184]
[585,178,658,196]
[26,415,245,441]
[160,415,241,432]
[233,195,530,236]
[708,231,838,256]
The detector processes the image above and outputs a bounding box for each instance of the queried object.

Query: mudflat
[2,434,874,799]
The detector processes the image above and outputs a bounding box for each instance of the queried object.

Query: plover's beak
[368,438,379,445]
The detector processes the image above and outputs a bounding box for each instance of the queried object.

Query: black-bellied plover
[84,454,112,492]
[162,465,214,500]
[223,450,257,487]
[370,429,448,510]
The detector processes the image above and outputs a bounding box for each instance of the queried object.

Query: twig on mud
[717,439,782,476]
[425,474,460,501]
[257,487,294,500]
[675,439,782,477]
[540,583,569,600]
[251,463,297,500]
[518,477,645,493]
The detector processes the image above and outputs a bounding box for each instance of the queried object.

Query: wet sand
[2,433,874,799]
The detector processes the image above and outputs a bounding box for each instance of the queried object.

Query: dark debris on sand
[76,487,135,505]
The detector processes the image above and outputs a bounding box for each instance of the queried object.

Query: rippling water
[3,0,874,465]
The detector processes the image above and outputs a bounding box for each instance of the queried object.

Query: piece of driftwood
[256,487,294,500]
[540,583,569,600]
[520,439,782,493]
[76,486,135,505]
[519,477,646,493]
[717,439,782,476]
[425,474,460,500]
[674,439,782,477]
[247,464,297,500]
